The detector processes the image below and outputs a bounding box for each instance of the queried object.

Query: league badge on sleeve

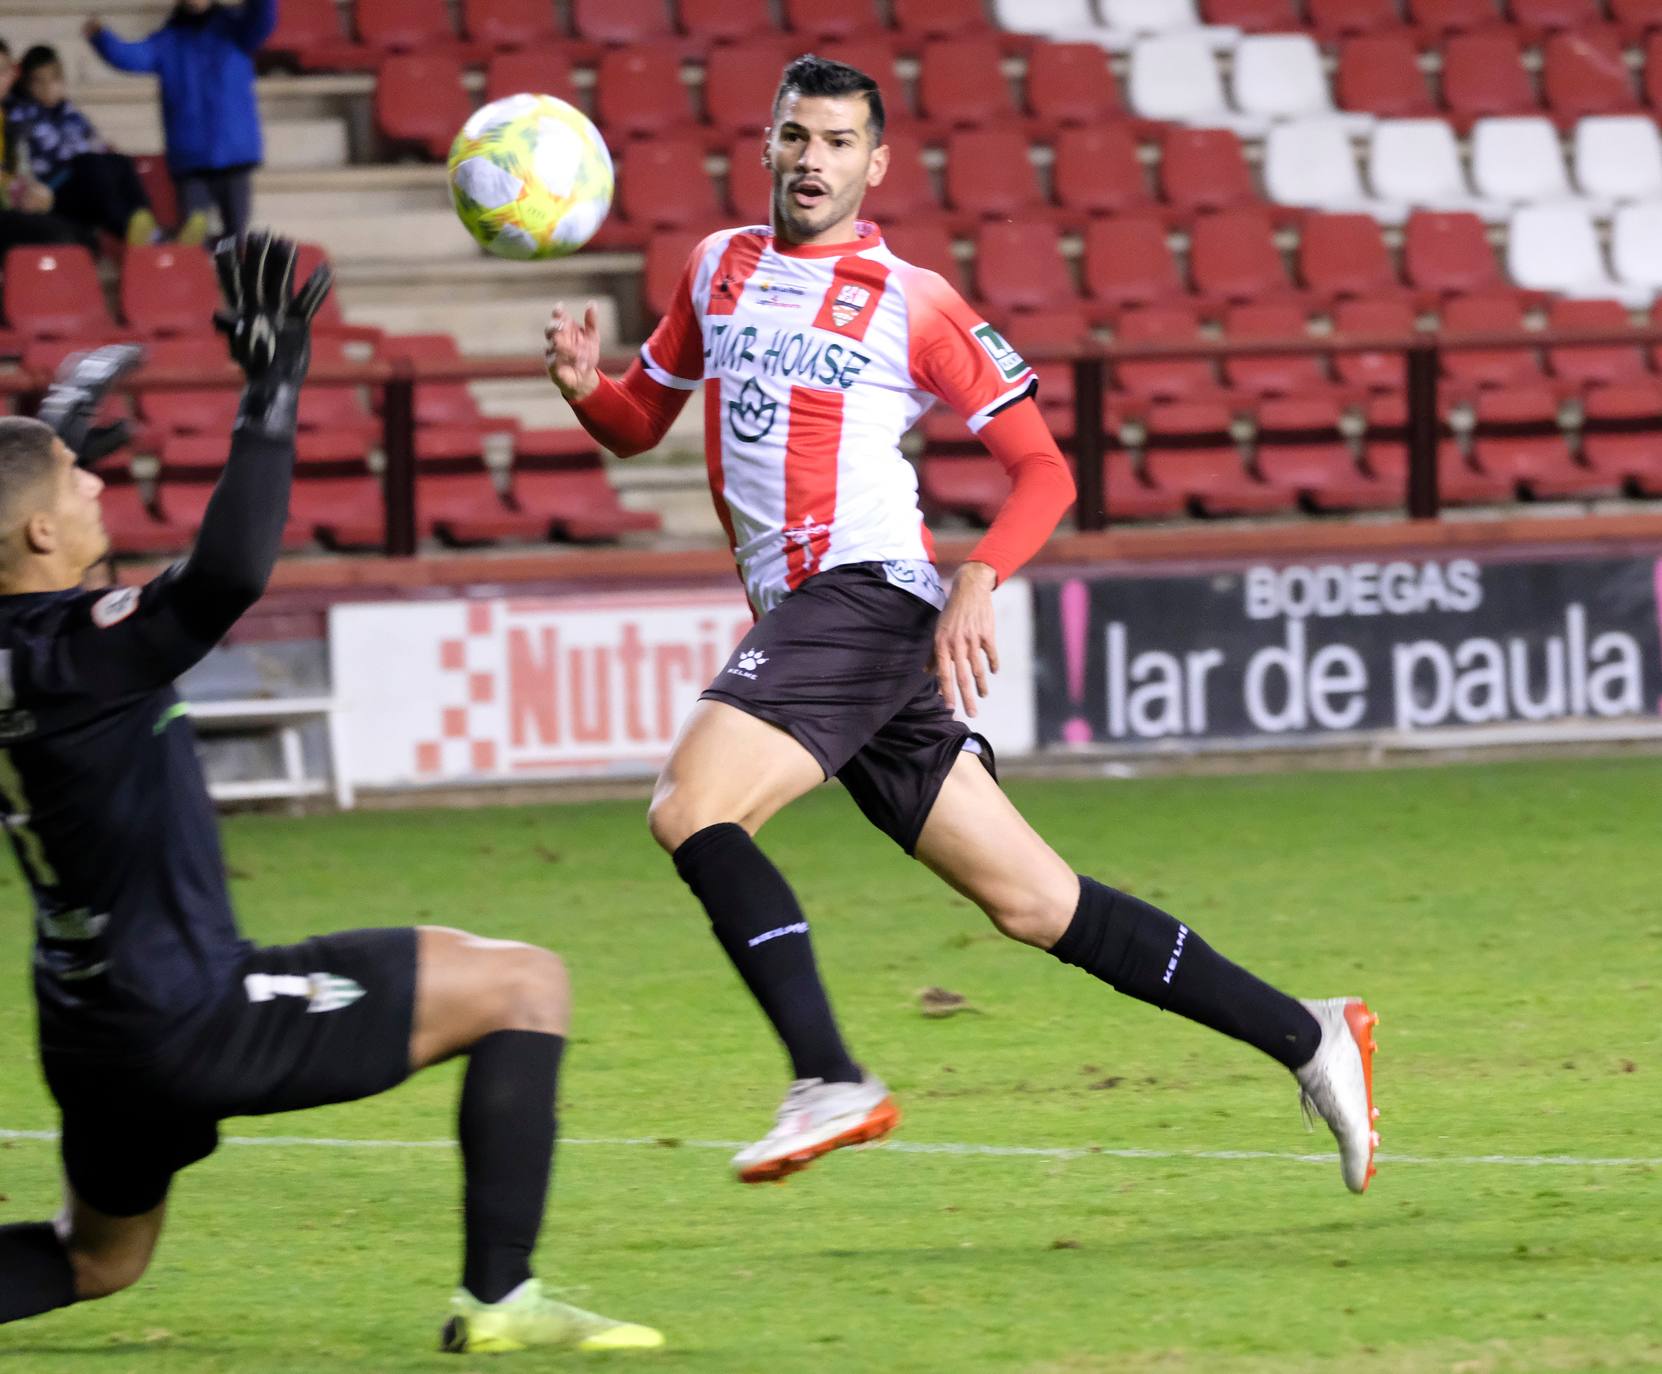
[91,587,141,629]
[972,322,1029,382]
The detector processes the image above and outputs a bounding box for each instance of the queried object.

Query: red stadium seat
[725,134,773,223]
[1408,0,1504,31]
[1441,292,1543,389]
[1511,0,1602,27]
[1025,43,1123,130]
[100,472,192,555]
[917,38,1014,131]
[704,40,793,135]
[617,135,723,231]
[375,54,472,162]
[1581,381,1662,490]
[294,243,381,345]
[136,342,240,437]
[782,0,884,40]
[885,222,965,290]
[1222,302,1331,397]
[1332,297,1418,390]
[1189,210,1294,305]
[261,0,363,71]
[1158,128,1259,215]
[595,47,696,142]
[133,155,180,233]
[121,245,219,338]
[1203,0,1301,29]
[919,452,1009,526]
[4,245,122,340]
[1299,214,1402,302]
[1141,401,1296,515]
[681,0,779,43]
[298,337,381,444]
[1615,0,1662,38]
[862,132,943,226]
[817,38,901,86]
[1543,30,1640,120]
[1254,397,1400,510]
[381,333,519,440]
[1336,35,1437,117]
[890,0,995,40]
[1053,125,1155,220]
[462,0,559,49]
[573,0,674,45]
[1103,448,1187,519]
[357,0,483,60]
[484,48,579,106]
[645,231,705,317]
[1309,0,1403,36]
[973,223,1076,314]
[512,451,661,542]
[1441,32,1538,121]
[1084,217,1185,313]
[943,128,1046,220]
[1361,395,1516,504]
[1403,211,1504,296]
[1545,298,1646,386]
[1113,306,1220,401]
[1467,386,1617,497]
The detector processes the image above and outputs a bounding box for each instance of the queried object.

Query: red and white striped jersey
[641,222,1037,613]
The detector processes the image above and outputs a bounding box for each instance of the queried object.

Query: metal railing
[6,321,1661,556]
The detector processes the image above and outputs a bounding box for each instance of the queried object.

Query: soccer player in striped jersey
[546,56,1380,1193]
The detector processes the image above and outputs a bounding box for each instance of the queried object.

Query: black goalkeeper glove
[213,230,333,441]
[37,343,145,469]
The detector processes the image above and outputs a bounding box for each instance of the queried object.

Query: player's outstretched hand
[38,342,144,468]
[545,301,601,404]
[934,561,1000,718]
[213,230,332,436]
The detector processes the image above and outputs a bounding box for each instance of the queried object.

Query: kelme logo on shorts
[972,323,1028,383]
[728,377,778,442]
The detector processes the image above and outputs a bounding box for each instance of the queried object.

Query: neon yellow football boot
[439,1278,664,1354]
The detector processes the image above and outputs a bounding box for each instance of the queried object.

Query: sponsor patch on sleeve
[91,587,140,629]
[972,322,1029,382]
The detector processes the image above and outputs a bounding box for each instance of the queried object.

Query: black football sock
[1051,876,1322,1071]
[458,1030,564,1305]
[0,1222,79,1322]
[673,822,862,1085]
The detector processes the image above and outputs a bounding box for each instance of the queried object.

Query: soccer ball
[447,94,614,261]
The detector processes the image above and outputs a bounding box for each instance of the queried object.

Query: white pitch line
[2,1128,1657,1169]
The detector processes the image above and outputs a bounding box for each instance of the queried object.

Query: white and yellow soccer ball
[447,94,614,261]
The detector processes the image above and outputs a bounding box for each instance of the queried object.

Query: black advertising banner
[1033,555,1662,746]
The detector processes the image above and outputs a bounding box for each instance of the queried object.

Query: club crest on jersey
[91,587,140,628]
[972,322,1029,382]
[728,377,778,442]
[830,284,871,329]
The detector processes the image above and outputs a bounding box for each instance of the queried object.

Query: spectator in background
[4,44,162,246]
[85,1,276,243]
[0,40,90,250]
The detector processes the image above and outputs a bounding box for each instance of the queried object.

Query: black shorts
[701,562,995,853]
[42,928,418,1217]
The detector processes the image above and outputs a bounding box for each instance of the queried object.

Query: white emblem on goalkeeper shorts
[244,971,367,1013]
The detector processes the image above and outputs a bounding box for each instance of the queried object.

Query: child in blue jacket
[85,0,277,240]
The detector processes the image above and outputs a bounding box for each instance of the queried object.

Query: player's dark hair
[774,54,886,144]
[0,418,62,535]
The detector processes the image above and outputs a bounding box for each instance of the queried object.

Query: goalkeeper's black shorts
[41,927,417,1217]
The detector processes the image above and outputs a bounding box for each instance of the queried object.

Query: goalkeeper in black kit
[0,233,661,1356]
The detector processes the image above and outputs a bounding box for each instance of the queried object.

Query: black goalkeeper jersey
[0,571,251,1058]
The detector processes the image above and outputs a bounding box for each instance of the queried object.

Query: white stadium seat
[1470,118,1573,204]
[1610,202,1662,291]
[1573,116,1662,203]
[1367,119,1506,220]
[1508,203,1645,304]
[1231,35,1342,122]
[1264,119,1371,213]
[990,0,1104,41]
[1098,0,1239,48]
[1128,33,1237,124]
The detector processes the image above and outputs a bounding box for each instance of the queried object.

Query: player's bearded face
[766,93,888,244]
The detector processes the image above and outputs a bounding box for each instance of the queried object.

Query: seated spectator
[4,43,171,245]
[0,39,89,250]
[86,2,275,242]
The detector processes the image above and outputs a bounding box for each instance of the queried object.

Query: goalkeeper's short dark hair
[774,54,885,144]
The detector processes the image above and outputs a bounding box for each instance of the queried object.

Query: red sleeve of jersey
[569,361,692,459]
[900,267,1039,431]
[965,398,1077,583]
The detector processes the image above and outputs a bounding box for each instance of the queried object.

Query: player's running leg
[913,755,1380,1193]
[0,1189,165,1322]
[410,927,662,1353]
[649,700,899,1182]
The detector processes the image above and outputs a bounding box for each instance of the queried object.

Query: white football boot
[1295,997,1381,1193]
[731,1072,900,1183]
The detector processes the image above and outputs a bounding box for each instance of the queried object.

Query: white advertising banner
[329,579,1035,788]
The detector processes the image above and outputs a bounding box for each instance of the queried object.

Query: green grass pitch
[3,758,1660,1372]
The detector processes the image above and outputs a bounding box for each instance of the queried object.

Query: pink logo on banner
[417,602,498,776]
